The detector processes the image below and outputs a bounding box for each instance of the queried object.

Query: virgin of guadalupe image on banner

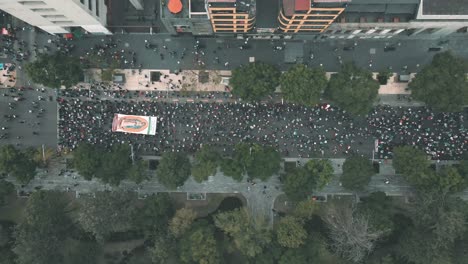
[112,114,158,135]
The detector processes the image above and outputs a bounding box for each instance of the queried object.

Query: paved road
[0,88,57,149]
[5,19,468,74]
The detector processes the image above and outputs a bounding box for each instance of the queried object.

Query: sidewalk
[81,69,414,94]
[83,68,231,92]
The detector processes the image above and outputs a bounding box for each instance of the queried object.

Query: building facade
[0,0,111,35]
[157,0,468,39]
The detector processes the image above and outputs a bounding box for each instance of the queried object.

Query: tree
[412,192,466,247]
[276,216,307,248]
[13,191,71,264]
[396,192,467,264]
[64,240,100,264]
[323,200,383,263]
[233,143,280,181]
[283,167,315,202]
[0,145,18,173]
[377,70,392,85]
[24,146,54,168]
[191,145,220,183]
[397,228,453,264]
[156,152,191,189]
[25,53,84,88]
[0,179,14,205]
[325,63,379,115]
[0,145,37,184]
[392,146,430,185]
[97,144,132,186]
[280,64,327,106]
[77,192,136,242]
[341,156,374,191]
[278,234,342,264]
[409,51,468,112]
[133,193,174,238]
[220,158,244,182]
[435,166,465,193]
[150,234,176,264]
[304,159,334,190]
[247,145,281,181]
[0,223,10,247]
[11,156,37,185]
[128,159,149,184]
[358,192,395,236]
[169,208,197,238]
[292,199,318,222]
[214,208,272,257]
[230,62,280,101]
[73,143,102,180]
[179,221,222,264]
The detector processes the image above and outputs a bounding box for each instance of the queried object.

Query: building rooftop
[257,0,280,28]
[422,0,468,15]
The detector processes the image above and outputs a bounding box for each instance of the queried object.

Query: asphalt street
[64,35,468,73]
[0,88,57,149]
[5,24,468,74]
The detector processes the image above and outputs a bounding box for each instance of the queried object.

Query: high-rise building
[158,0,468,39]
[0,0,111,35]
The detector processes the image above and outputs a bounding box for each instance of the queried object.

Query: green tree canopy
[214,208,272,258]
[0,179,14,206]
[341,156,374,191]
[247,145,281,181]
[292,199,318,222]
[12,156,37,185]
[191,145,220,183]
[169,208,198,238]
[276,216,307,248]
[283,167,315,202]
[73,143,102,180]
[392,146,430,184]
[358,192,395,236]
[156,152,191,189]
[13,191,71,264]
[96,144,132,186]
[325,63,379,115]
[0,145,37,184]
[63,240,100,264]
[280,64,327,106]
[230,62,280,101]
[304,159,334,190]
[179,221,222,264]
[409,51,468,112]
[278,234,342,264]
[25,53,84,88]
[150,234,177,264]
[232,143,281,181]
[396,192,467,264]
[128,159,149,184]
[77,192,136,242]
[220,158,244,182]
[133,193,174,238]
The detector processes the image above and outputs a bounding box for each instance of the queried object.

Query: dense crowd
[58,96,467,160]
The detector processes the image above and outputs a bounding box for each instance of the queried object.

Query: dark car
[384,46,396,52]
[343,46,355,51]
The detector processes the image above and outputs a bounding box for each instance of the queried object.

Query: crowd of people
[58,93,467,160]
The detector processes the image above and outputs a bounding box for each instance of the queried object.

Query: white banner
[112,114,157,135]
